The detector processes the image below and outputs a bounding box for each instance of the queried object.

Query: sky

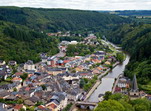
[0,0,151,10]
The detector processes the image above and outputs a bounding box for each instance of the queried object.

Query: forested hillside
[0,6,130,63]
[0,21,59,63]
[106,23,151,93]
[0,6,130,32]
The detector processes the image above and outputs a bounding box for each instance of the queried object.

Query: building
[45,92,68,111]
[8,61,17,66]
[46,67,67,75]
[47,56,58,67]
[24,60,36,72]
[69,41,78,45]
[0,60,6,66]
[129,75,140,99]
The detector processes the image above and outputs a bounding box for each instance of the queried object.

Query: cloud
[0,0,150,10]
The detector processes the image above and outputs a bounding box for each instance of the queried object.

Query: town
[0,33,149,111]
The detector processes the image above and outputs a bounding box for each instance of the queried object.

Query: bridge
[75,101,97,106]
[69,101,98,111]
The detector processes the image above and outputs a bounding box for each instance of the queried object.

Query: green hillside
[0,6,131,63]
[0,21,59,63]
[106,23,151,93]
[0,6,130,32]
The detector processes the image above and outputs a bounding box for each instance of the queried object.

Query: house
[78,72,93,79]
[47,56,58,67]
[12,77,22,83]
[0,60,6,66]
[69,41,78,45]
[0,82,21,92]
[8,61,17,66]
[84,34,97,42]
[105,61,111,65]
[25,96,40,105]
[59,46,67,52]
[24,99,35,106]
[36,105,50,111]
[0,91,10,99]
[94,51,106,56]
[14,72,23,77]
[40,53,48,63]
[75,66,84,72]
[13,104,26,111]
[42,57,48,63]
[46,67,66,75]
[0,69,8,80]
[57,60,64,66]
[58,72,79,82]
[92,69,101,75]
[24,60,36,72]
[115,76,130,94]
[45,92,68,111]
[67,87,81,101]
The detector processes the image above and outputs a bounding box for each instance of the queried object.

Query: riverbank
[84,61,119,101]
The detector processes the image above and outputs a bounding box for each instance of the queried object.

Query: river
[88,53,130,102]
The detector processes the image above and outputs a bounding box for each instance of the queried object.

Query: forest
[0,6,130,63]
[106,23,151,93]
[95,92,151,111]
[0,21,59,63]
[0,6,130,32]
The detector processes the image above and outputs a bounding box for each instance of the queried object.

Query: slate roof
[131,75,139,91]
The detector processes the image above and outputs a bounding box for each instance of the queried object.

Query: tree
[35,101,43,106]
[103,91,112,100]
[94,100,125,111]
[116,52,124,63]
[109,93,129,102]
[20,73,28,81]
[130,98,151,111]
[119,100,134,111]
[13,88,17,92]
[19,108,25,111]
[79,79,85,88]
[41,85,47,90]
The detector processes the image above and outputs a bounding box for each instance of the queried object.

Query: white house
[0,60,6,66]
[24,60,36,72]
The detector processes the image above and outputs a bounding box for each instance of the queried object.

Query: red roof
[38,105,45,110]
[115,87,121,92]
[14,104,24,110]
[49,103,57,109]
[63,60,70,63]
[12,77,22,81]
[25,87,30,91]
[15,72,23,76]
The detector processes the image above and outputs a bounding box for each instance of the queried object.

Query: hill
[106,23,151,93]
[0,7,131,63]
[0,21,59,63]
[0,6,130,32]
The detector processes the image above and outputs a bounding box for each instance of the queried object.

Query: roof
[15,72,23,76]
[49,102,57,109]
[25,60,34,65]
[12,77,22,81]
[14,104,24,110]
[131,75,139,91]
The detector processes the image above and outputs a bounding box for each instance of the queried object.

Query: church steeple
[129,74,140,99]
[131,74,138,92]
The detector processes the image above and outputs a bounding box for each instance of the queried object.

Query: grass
[0,81,11,85]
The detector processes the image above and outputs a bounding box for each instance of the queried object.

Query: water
[88,54,130,102]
